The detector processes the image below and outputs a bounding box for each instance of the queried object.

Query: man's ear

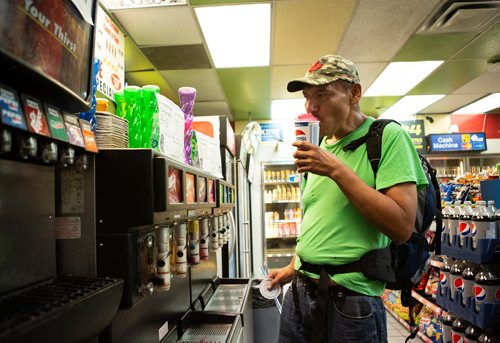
[350,83,362,104]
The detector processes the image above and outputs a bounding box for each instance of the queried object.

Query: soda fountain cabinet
[1,1,123,342]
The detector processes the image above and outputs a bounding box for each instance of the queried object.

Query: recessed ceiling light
[364,61,444,96]
[452,93,500,114]
[379,95,445,119]
[271,99,306,120]
[195,4,270,68]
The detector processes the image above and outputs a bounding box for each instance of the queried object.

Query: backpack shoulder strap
[343,119,399,177]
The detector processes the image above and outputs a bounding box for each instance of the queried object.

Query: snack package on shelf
[418,307,442,343]
[425,267,440,299]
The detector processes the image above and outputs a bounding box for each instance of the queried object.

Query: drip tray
[204,285,247,313]
[177,311,242,343]
[0,276,123,343]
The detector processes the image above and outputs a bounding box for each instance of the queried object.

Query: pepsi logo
[473,285,486,302]
[471,223,477,238]
[452,333,464,343]
[454,278,464,292]
[459,222,470,237]
[440,273,448,286]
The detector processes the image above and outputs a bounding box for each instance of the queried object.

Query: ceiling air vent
[418,0,500,34]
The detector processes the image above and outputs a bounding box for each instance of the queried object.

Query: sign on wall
[428,133,487,152]
[260,123,283,142]
[94,6,125,100]
[399,119,426,154]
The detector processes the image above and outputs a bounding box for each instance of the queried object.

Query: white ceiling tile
[419,93,486,114]
[194,101,232,119]
[112,6,202,46]
[452,70,500,94]
[337,0,441,62]
[355,62,388,94]
[271,65,309,99]
[272,0,358,65]
[159,69,224,102]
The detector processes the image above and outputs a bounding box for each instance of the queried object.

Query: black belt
[293,262,371,343]
[295,272,365,298]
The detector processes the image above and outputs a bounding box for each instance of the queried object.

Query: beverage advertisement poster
[0,85,27,130]
[260,122,283,142]
[94,5,124,100]
[398,119,426,154]
[0,0,93,100]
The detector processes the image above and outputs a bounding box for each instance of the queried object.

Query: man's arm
[293,141,416,244]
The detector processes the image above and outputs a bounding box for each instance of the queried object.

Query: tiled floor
[387,310,425,343]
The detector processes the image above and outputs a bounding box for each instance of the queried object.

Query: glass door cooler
[261,162,301,269]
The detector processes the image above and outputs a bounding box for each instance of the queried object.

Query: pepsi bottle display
[462,263,480,306]
[473,266,500,313]
[465,324,484,343]
[450,259,467,302]
[459,201,474,248]
[440,256,455,297]
[472,201,497,249]
[450,201,462,245]
[441,312,456,343]
[442,201,452,242]
[478,329,500,343]
[452,317,470,342]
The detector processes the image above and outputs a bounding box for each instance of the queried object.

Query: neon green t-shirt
[294,117,428,296]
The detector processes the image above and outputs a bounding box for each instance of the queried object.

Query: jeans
[278,277,388,343]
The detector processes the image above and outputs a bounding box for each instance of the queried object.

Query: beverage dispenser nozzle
[188,219,200,265]
[156,226,172,291]
[218,215,225,247]
[174,222,187,277]
[199,218,209,261]
[209,216,219,251]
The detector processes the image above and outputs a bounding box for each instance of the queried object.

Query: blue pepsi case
[452,317,470,343]
[441,312,456,343]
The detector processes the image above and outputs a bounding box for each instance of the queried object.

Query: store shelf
[266,236,298,240]
[412,291,442,316]
[265,200,300,204]
[384,304,433,343]
[264,181,299,185]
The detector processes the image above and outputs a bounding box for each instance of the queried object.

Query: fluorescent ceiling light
[365,61,444,96]
[380,95,445,119]
[195,4,270,68]
[271,99,306,120]
[452,93,500,114]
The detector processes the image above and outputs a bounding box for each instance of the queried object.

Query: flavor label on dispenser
[44,104,69,142]
[63,113,85,147]
[0,84,27,130]
[79,118,98,153]
[54,216,81,239]
[21,94,51,137]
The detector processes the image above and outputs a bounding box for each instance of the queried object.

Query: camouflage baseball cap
[287,55,360,92]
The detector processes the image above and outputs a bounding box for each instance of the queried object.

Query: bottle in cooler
[487,200,497,216]
[472,201,497,249]
[449,259,467,302]
[473,265,500,313]
[440,256,454,297]
[459,200,474,248]
[465,324,484,343]
[442,201,452,243]
[462,262,480,306]
[452,317,470,342]
[441,312,456,343]
[449,200,462,246]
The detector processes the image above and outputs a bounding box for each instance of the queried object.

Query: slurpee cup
[295,121,320,145]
